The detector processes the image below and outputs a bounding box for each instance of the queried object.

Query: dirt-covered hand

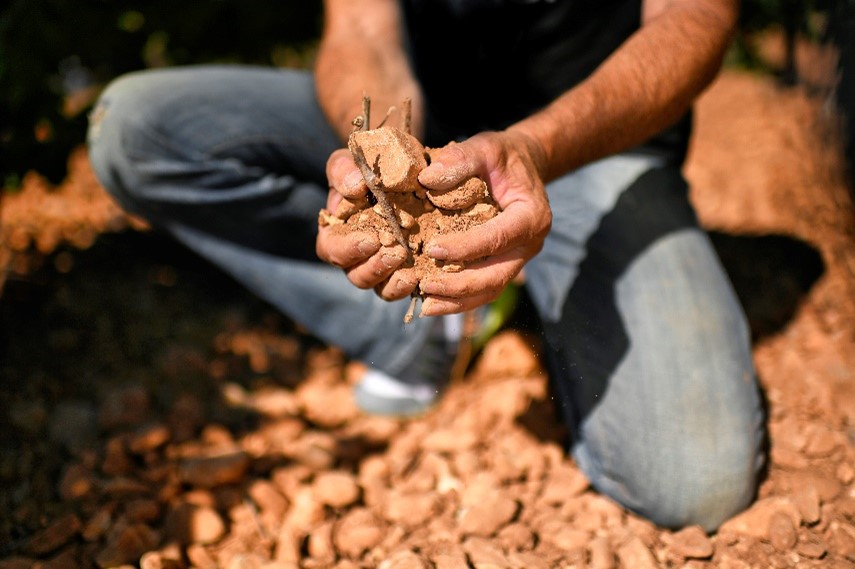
[416,131,552,315]
[316,148,413,294]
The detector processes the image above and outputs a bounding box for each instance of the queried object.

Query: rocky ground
[1,65,855,569]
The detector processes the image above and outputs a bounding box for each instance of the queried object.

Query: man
[88,0,765,531]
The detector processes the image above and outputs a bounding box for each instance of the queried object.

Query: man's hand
[417,130,552,316]
[316,149,415,298]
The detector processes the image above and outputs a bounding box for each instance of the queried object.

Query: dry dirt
[2,67,855,569]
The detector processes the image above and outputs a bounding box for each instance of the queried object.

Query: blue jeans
[87,65,765,531]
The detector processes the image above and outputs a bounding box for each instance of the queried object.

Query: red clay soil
[2,68,855,569]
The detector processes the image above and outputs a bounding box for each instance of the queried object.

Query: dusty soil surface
[2,68,855,569]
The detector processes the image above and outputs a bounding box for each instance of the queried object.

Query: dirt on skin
[319,111,498,322]
[2,67,855,569]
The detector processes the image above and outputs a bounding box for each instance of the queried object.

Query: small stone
[102,436,134,476]
[796,536,827,559]
[248,479,289,518]
[838,462,855,484]
[333,508,385,559]
[378,550,429,569]
[124,499,161,523]
[165,503,226,545]
[589,536,615,569]
[83,508,113,541]
[58,463,96,501]
[312,471,361,508]
[428,543,469,569]
[666,525,713,559]
[284,486,325,533]
[537,519,589,552]
[457,493,518,537]
[140,550,184,569]
[95,523,160,568]
[768,511,797,551]
[350,126,426,192]
[496,522,535,552]
[178,451,250,488]
[307,520,336,563]
[0,557,36,569]
[383,491,439,528]
[718,497,801,539]
[128,423,171,454]
[792,485,822,525]
[426,177,487,211]
[616,536,658,569]
[462,537,509,568]
[421,429,478,453]
[26,513,82,556]
[38,544,81,569]
[539,464,590,504]
[803,425,841,458]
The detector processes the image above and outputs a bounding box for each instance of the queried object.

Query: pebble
[718,497,801,539]
[768,511,797,551]
[495,522,535,552]
[589,536,616,569]
[178,450,250,487]
[307,520,335,562]
[95,523,160,568]
[421,429,478,453]
[26,513,82,556]
[539,464,590,504]
[284,486,325,533]
[616,536,658,569]
[58,463,96,501]
[333,508,385,559]
[378,550,429,569]
[803,424,841,458]
[666,525,714,559]
[428,543,469,569]
[128,423,171,454]
[383,491,439,528]
[796,535,827,559]
[462,536,509,568]
[165,503,226,545]
[248,479,289,518]
[312,471,361,508]
[792,485,822,525]
[83,507,114,541]
[457,493,519,537]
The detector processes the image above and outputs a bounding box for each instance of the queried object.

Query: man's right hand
[316,149,416,300]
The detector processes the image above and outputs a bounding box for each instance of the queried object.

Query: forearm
[509,0,738,182]
[315,0,424,141]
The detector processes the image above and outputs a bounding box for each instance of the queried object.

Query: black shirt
[402,0,690,162]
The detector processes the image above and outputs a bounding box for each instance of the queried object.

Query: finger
[418,141,482,191]
[374,270,419,301]
[345,245,408,289]
[419,251,525,299]
[326,148,367,199]
[316,227,380,268]
[420,290,498,317]
[426,203,547,262]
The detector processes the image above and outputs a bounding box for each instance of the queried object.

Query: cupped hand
[416,130,552,315]
[316,148,417,298]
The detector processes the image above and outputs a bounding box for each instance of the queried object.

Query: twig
[402,98,412,135]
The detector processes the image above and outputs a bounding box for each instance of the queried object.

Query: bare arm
[507,0,739,182]
[315,0,424,141]
[417,0,739,314]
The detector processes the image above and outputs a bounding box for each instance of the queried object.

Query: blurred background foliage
[1,0,322,188]
[0,0,851,189]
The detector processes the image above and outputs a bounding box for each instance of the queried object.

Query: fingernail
[344,170,364,191]
[427,244,448,260]
[357,239,376,256]
[381,251,403,269]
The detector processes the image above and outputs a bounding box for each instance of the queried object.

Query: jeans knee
[575,429,764,532]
